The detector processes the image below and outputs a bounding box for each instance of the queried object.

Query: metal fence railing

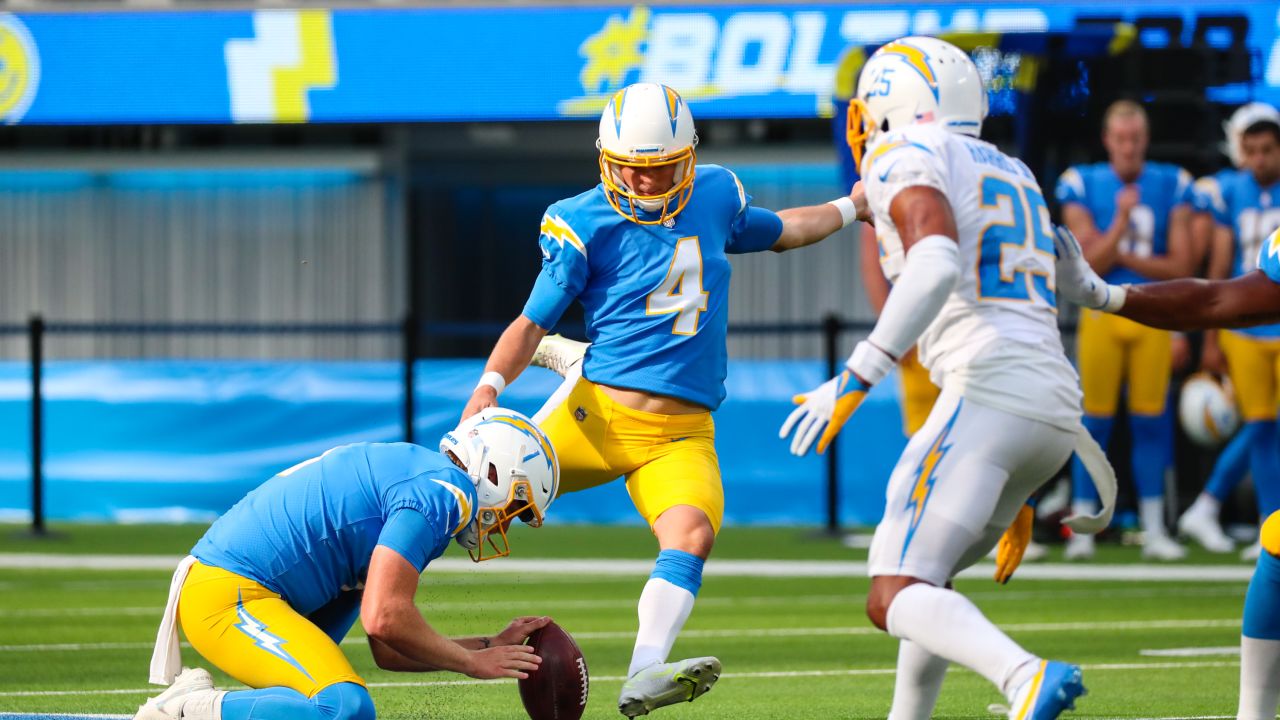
[12,314,885,537]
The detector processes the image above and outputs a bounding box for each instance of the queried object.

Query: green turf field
[0,524,1254,719]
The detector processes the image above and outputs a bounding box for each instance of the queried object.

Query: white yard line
[0,660,1241,699]
[0,554,1258,581]
[1140,647,1241,657]
[0,618,1241,653]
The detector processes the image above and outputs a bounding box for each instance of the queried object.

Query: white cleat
[1023,541,1049,563]
[1141,534,1188,561]
[618,656,721,718]
[1242,541,1263,562]
[1063,534,1095,561]
[531,334,588,378]
[1177,509,1235,553]
[133,667,221,720]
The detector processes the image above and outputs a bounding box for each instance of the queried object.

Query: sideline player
[780,37,1112,718]
[1055,100,1196,561]
[1181,104,1280,559]
[460,82,860,717]
[134,409,557,720]
[1055,219,1280,720]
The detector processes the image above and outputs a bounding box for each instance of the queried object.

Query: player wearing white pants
[868,389,1076,587]
[780,37,1115,720]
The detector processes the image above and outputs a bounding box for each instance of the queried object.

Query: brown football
[518,621,589,720]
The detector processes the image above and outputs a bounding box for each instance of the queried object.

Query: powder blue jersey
[522,164,783,410]
[1055,162,1195,286]
[1213,171,1280,337]
[193,443,476,615]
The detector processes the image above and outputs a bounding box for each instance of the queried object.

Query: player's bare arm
[1119,271,1280,330]
[771,180,870,252]
[361,546,542,679]
[462,315,549,419]
[1117,205,1195,279]
[859,223,890,313]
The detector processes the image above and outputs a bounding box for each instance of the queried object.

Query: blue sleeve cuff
[377,508,443,574]
[727,206,783,255]
[522,270,576,330]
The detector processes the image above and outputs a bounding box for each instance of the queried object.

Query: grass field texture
[0,524,1254,719]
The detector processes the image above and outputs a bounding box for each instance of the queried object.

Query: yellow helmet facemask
[846,98,878,173]
[598,146,697,226]
[468,475,544,563]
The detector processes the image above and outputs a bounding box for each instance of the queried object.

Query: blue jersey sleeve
[720,169,782,254]
[1172,167,1196,209]
[376,508,447,573]
[522,207,590,329]
[1193,175,1230,225]
[1055,167,1087,207]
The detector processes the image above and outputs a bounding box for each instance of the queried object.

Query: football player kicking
[1056,221,1280,720]
[134,409,557,720]
[461,82,861,717]
[780,37,1116,719]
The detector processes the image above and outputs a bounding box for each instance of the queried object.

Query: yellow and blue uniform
[1056,162,1195,506]
[523,165,782,531]
[182,443,475,719]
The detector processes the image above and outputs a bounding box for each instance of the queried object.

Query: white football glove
[779,368,870,456]
[1052,225,1125,312]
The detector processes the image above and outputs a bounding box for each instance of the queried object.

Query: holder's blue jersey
[522,164,783,410]
[1055,162,1195,286]
[1211,171,1280,337]
[193,443,476,615]
[1193,168,1238,218]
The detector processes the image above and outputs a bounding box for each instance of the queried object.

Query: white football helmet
[1223,102,1280,168]
[597,82,698,225]
[848,36,987,170]
[439,408,559,562]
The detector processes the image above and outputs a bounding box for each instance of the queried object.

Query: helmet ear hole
[486,463,499,486]
[881,118,890,132]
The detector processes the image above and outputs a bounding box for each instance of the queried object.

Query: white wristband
[827,196,858,229]
[1101,283,1128,313]
[476,371,506,395]
[845,341,897,387]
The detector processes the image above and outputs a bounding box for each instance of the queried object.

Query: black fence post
[402,314,416,444]
[29,314,44,536]
[822,313,841,536]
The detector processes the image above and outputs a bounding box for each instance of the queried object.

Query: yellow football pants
[1078,309,1172,417]
[178,561,365,697]
[538,377,724,534]
[899,347,940,437]
[1221,330,1280,422]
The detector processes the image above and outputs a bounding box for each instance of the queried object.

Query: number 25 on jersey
[977,176,1056,307]
[647,237,709,335]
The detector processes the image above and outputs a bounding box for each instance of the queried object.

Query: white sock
[887,639,949,720]
[628,578,697,677]
[886,583,1039,700]
[1140,496,1169,538]
[1187,493,1221,519]
[1239,636,1280,720]
[532,363,582,424]
[1071,499,1098,518]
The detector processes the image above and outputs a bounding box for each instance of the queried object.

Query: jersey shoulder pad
[539,196,597,259]
[425,467,478,537]
[862,125,946,180]
[695,163,748,214]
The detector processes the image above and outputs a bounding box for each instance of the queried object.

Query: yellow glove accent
[994,504,1034,584]
[815,387,866,455]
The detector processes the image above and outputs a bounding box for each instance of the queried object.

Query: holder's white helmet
[597,82,698,225]
[848,36,987,170]
[1223,102,1280,168]
[439,408,559,562]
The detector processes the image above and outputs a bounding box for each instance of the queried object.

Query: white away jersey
[863,124,1082,430]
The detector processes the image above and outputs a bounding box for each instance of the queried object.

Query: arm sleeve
[1193,176,1230,226]
[1055,168,1087,207]
[376,508,448,574]
[722,169,784,254]
[1173,168,1196,208]
[521,208,590,329]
